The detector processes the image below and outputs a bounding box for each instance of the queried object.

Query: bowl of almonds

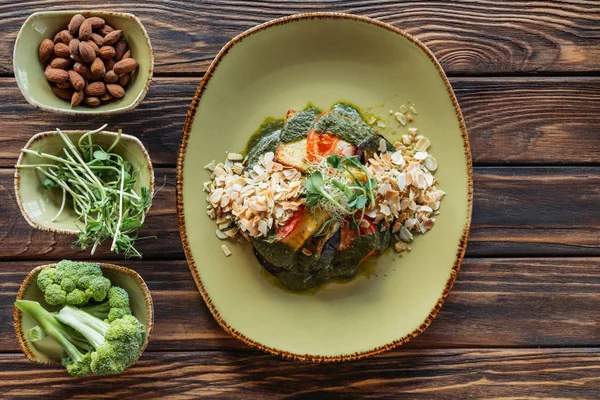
[13,11,153,114]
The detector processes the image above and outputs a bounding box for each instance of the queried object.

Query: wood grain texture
[1,77,599,168]
[1,1,600,76]
[1,348,599,398]
[2,167,600,259]
[1,258,598,353]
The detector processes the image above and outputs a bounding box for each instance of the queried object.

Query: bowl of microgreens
[15,125,154,257]
[14,260,153,376]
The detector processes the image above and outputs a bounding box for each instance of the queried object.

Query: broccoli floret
[56,305,146,375]
[37,260,111,306]
[15,300,92,377]
[80,286,132,322]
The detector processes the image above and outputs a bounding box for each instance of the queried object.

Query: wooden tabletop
[1,1,599,398]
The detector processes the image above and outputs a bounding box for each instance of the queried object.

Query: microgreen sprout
[17,125,152,257]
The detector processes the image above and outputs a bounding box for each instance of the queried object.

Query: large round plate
[177,13,472,361]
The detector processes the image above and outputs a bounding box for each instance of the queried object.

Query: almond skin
[100,92,113,101]
[79,41,96,63]
[118,73,130,87]
[50,57,71,70]
[84,81,107,96]
[68,70,86,91]
[121,50,131,60]
[54,42,70,58]
[104,70,119,84]
[104,58,115,71]
[97,24,114,37]
[79,19,92,40]
[86,17,105,29]
[86,40,100,54]
[73,62,97,80]
[52,87,74,100]
[103,30,122,45]
[90,57,105,77]
[71,90,85,107]
[39,39,54,62]
[90,33,105,47]
[68,14,85,35]
[83,96,101,106]
[58,30,73,45]
[44,68,69,83]
[114,40,127,61]
[106,83,125,98]
[69,38,80,56]
[56,81,72,89]
[98,46,116,60]
[113,58,138,74]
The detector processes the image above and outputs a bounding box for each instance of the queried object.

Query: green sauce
[244,119,283,167]
[280,107,322,143]
[313,104,374,146]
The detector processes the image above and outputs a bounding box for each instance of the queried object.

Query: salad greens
[17,125,152,257]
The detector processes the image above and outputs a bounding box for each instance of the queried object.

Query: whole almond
[106,83,125,98]
[79,41,96,63]
[86,17,105,29]
[100,92,113,101]
[52,87,74,100]
[104,70,119,84]
[71,90,85,107]
[44,68,69,83]
[58,30,73,45]
[53,32,62,44]
[68,14,85,35]
[91,57,105,76]
[68,70,86,91]
[50,57,71,70]
[54,42,70,58]
[84,96,101,106]
[113,58,138,74]
[114,40,127,61]
[118,73,130,87]
[103,30,122,45]
[90,33,105,47]
[86,40,100,54]
[56,81,72,89]
[104,58,115,71]
[97,24,114,37]
[70,54,85,63]
[79,19,92,40]
[38,39,54,62]
[85,81,106,96]
[69,38,80,56]
[121,50,131,60]
[98,45,116,60]
[73,62,97,80]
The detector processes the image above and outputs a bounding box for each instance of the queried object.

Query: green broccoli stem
[15,300,85,364]
[79,302,110,320]
[57,306,109,350]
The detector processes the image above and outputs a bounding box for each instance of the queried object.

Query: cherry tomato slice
[276,206,305,239]
[307,130,341,162]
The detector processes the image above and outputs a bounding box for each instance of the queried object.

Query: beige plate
[15,129,154,235]
[177,13,473,361]
[14,263,154,366]
[14,10,153,115]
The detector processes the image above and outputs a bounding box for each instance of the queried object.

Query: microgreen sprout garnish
[304,154,377,235]
[17,125,152,257]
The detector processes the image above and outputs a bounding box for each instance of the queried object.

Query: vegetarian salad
[205,103,445,291]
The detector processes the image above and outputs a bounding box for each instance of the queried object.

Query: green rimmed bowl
[14,129,154,234]
[14,10,153,115]
[177,13,473,361]
[14,262,154,366]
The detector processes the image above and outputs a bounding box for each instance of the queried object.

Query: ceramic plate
[177,13,472,360]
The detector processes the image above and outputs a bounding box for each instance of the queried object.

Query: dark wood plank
[2,167,600,260]
[1,258,598,352]
[1,77,599,168]
[1,1,600,76]
[1,348,599,398]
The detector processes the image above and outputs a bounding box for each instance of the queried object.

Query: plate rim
[176,12,473,362]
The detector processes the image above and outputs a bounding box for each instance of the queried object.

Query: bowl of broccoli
[13,260,153,376]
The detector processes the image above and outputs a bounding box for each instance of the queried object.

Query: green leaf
[326,154,342,169]
[42,178,57,189]
[349,217,358,231]
[93,150,109,161]
[354,195,367,209]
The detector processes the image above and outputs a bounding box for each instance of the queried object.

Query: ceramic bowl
[177,13,473,360]
[15,129,154,234]
[14,262,154,366]
[13,11,153,115]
